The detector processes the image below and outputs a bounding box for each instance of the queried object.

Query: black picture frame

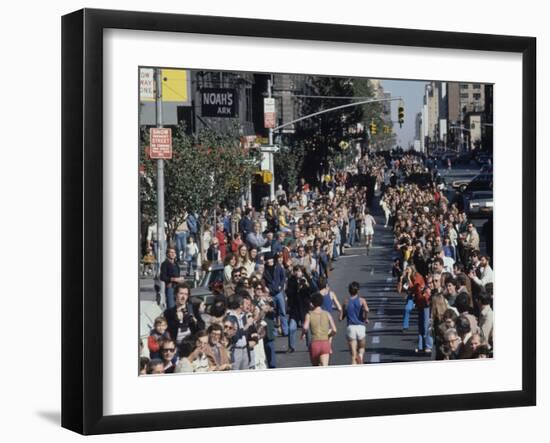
[62,8,536,435]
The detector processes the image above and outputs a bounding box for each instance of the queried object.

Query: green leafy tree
[273,140,307,193]
[140,123,260,242]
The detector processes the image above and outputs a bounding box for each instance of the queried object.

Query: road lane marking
[338,254,361,258]
[377,308,384,315]
[374,322,382,330]
[384,287,391,291]
[370,353,381,363]
[382,297,388,302]
[372,336,380,344]
[386,277,393,283]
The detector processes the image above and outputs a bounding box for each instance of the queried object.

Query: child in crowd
[184,237,199,276]
[147,316,171,360]
[142,246,155,276]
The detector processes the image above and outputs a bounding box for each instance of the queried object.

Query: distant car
[465,190,494,218]
[475,152,492,166]
[460,172,493,194]
[191,262,225,305]
[441,151,459,165]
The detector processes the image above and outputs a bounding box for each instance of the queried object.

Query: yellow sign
[140,68,190,103]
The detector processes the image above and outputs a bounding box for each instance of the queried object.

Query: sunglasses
[224,325,234,330]
[161,348,175,352]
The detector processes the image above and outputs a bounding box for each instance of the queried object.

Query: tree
[273,140,307,193]
[140,123,261,242]
[292,76,365,182]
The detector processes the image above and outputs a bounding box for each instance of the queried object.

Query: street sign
[259,144,280,153]
[264,98,276,128]
[149,128,173,159]
[201,88,237,117]
[139,68,155,101]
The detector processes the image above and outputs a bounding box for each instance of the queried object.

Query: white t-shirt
[364,214,376,230]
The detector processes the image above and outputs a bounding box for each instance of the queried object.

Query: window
[460,84,469,90]
[473,84,481,89]
[460,93,470,99]
[473,93,482,100]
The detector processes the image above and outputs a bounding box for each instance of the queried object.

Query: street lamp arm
[272,97,403,132]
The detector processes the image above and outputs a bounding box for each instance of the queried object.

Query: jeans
[231,347,250,370]
[402,295,414,329]
[333,242,340,259]
[288,318,311,350]
[174,232,188,261]
[417,307,433,351]
[348,219,357,245]
[184,255,195,275]
[273,291,289,336]
[165,286,176,310]
[264,340,276,368]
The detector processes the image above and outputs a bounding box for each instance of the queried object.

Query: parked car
[475,152,492,167]
[191,262,225,305]
[441,151,459,165]
[465,190,494,218]
[460,172,493,194]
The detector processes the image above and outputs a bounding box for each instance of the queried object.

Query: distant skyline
[380,79,428,148]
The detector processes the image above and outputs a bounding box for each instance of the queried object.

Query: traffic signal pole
[272,97,403,132]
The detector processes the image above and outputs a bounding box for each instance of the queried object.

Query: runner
[362,208,376,254]
[301,292,337,366]
[340,281,369,365]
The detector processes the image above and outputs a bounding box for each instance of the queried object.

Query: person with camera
[287,265,314,353]
[224,292,255,370]
[163,283,198,349]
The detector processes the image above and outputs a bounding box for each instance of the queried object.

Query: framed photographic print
[62,8,536,435]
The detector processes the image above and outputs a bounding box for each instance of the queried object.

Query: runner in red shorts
[302,292,337,366]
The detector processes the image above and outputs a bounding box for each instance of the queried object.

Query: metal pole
[272,97,403,132]
[267,76,275,201]
[155,68,166,287]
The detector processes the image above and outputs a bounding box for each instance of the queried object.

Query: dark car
[191,263,225,305]
[475,152,492,166]
[460,172,493,194]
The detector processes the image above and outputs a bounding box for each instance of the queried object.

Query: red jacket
[410,273,430,308]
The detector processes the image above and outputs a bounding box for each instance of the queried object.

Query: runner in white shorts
[363,209,376,250]
[340,281,370,364]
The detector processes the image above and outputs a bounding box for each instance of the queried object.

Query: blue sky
[380,79,428,148]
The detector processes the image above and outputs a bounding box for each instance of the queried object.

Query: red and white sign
[264,98,276,129]
[149,128,173,159]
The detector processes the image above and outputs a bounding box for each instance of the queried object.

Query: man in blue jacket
[263,252,288,336]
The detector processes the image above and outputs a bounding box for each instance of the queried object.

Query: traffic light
[369,121,377,135]
[398,106,405,128]
[383,125,390,134]
[255,170,273,185]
